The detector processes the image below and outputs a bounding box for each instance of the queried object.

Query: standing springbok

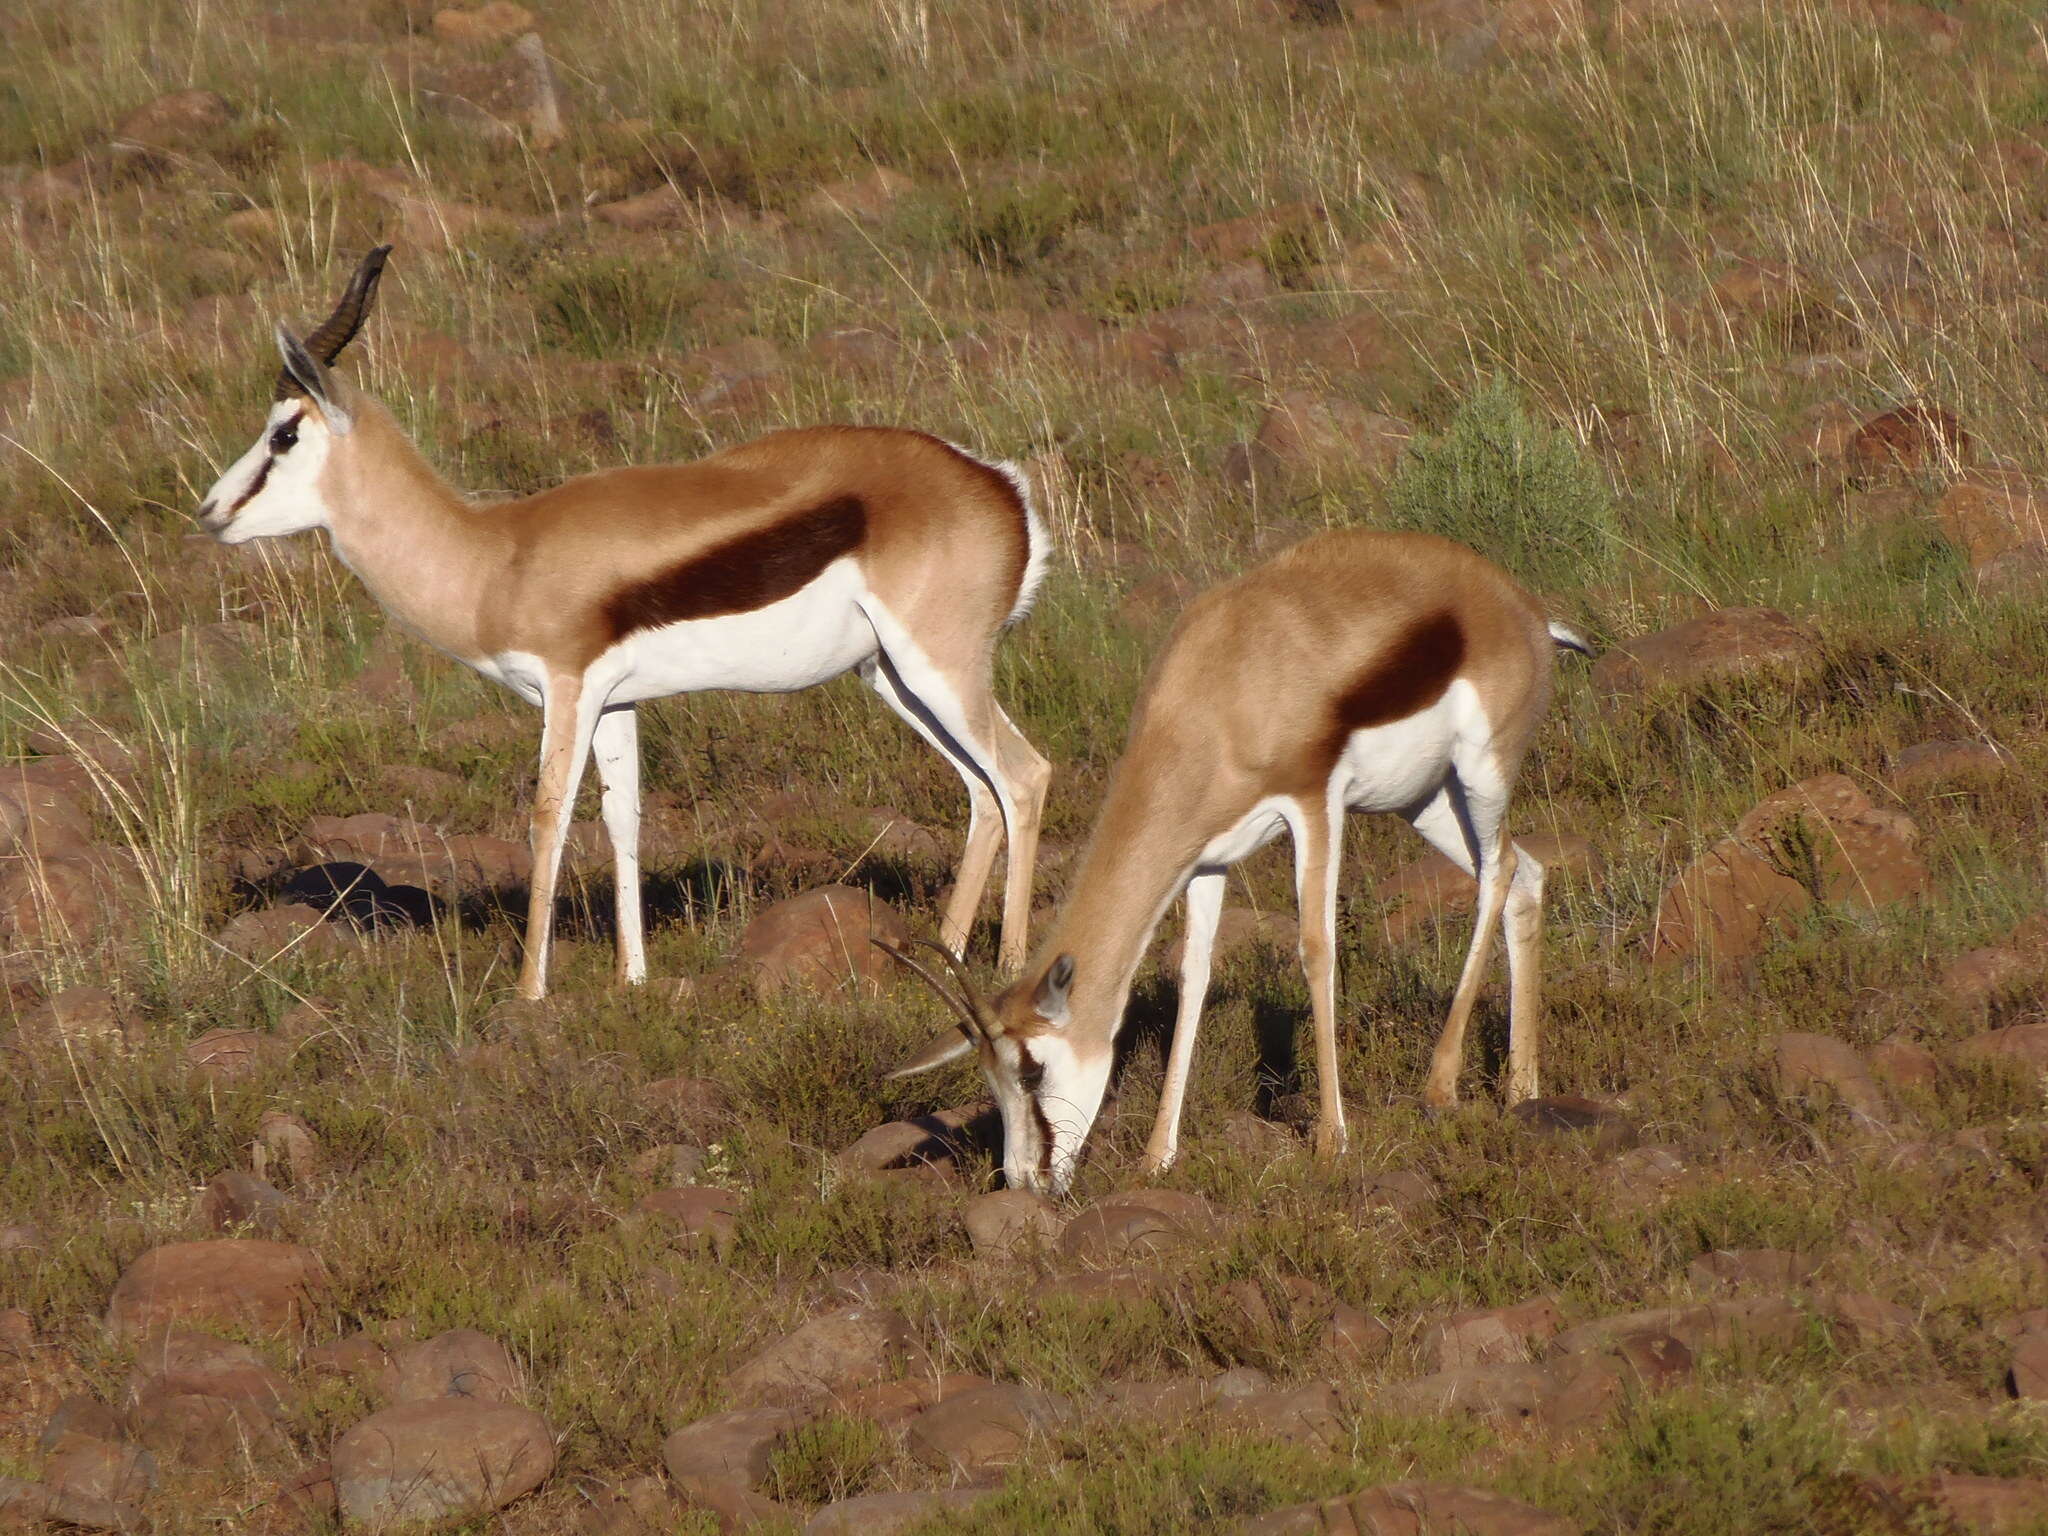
[886,528,1589,1195]
[196,247,1051,997]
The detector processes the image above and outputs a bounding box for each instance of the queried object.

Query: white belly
[603,559,878,704]
[1197,796,1296,867]
[1332,679,1475,813]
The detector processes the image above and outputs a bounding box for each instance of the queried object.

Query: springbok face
[196,245,391,546]
[886,947,1113,1196]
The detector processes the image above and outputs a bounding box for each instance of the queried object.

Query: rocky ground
[9,0,2048,1531]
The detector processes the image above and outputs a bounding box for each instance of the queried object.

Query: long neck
[323,401,501,662]
[1035,744,1216,1047]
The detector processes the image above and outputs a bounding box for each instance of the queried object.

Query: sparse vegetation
[5,0,2048,1531]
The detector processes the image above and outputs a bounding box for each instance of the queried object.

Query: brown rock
[128,1326,292,1421]
[1507,1095,1637,1148]
[740,886,911,997]
[1423,1296,1564,1371]
[185,1028,280,1083]
[1611,1330,1693,1392]
[197,1171,290,1234]
[42,1433,157,1505]
[1034,1268,1160,1307]
[307,1332,393,1385]
[1733,774,1929,909]
[1323,1303,1394,1362]
[332,1399,555,1530]
[131,1391,284,1467]
[0,773,91,855]
[1209,1382,1344,1447]
[963,1190,1064,1257]
[1687,1249,1818,1291]
[1937,470,2048,568]
[2011,1331,2048,1398]
[805,1490,993,1535]
[37,1398,125,1450]
[1243,390,1413,482]
[0,1476,146,1534]
[1774,1033,1888,1122]
[1241,1481,1575,1536]
[106,1241,330,1337]
[835,1373,993,1430]
[1592,608,1821,698]
[661,1406,804,1487]
[1649,839,1812,965]
[1954,1023,2048,1073]
[1829,1292,1913,1342]
[113,89,231,147]
[1058,1194,1211,1265]
[1848,404,1968,480]
[1356,1168,1440,1214]
[905,1382,1070,1477]
[255,1111,322,1186]
[1942,947,2032,1004]
[1888,738,2016,793]
[724,1307,917,1409]
[0,1308,30,1358]
[215,903,356,962]
[671,1474,796,1529]
[1373,834,1594,942]
[274,1460,338,1524]
[431,1,536,46]
[385,1329,523,1405]
[1916,1474,2048,1535]
[801,168,914,221]
[836,1105,987,1174]
[638,1075,733,1135]
[576,1476,686,1535]
[0,850,135,948]
[636,1186,743,1256]
[1552,1295,1807,1356]
[10,986,140,1055]
[1869,1033,1938,1091]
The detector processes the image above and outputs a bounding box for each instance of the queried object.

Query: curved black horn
[276,245,393,400]
[911,938,1001,1039]
[871,939,987,1041]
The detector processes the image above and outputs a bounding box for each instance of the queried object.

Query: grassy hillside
[6,0,2048,1530]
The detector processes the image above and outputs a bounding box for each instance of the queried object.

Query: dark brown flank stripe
[1306,610,1466,781]
[601,494,867,642]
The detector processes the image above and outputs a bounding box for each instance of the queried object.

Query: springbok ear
[1033,954,1075,1024]
[884,1027,975,1079]
[274,325,353,433]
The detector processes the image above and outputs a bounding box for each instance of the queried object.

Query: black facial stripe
[224,454,272,516]
[1017,1046,1046,1096]
[1028,1093,1055,1184]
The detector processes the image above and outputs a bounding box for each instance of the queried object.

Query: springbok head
[881,941,1111,1197]
[197,245,391,544]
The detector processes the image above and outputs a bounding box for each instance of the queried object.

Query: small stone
[661,1406,804,1487]
[836,1106,987,1174]
[106,1241,330,1338]
[804,1489,993,1535]
[1869,1033,1938,1091]
[306,1332,393,1385]
[1650,839,1813,965]
[43,1433,158,1505]
[1954,1024,2048,1073]
[1688,1249,1818,1291]
[1829,1292,1913,1343]
[1888,738,2016,793]
[740,886,911,997]
[0,1476,146,1534]
[2013,1332,2048,1399]
[905,1383,1070,1477]
[1208,1382,1344,1448]
[216,904,356,963]
[254,1111,321,1186]
[0,1309,30,1358]
[113,89,231,147]
[1241,1482,1574,1536]
[431,1,535,46]
[1322,1303,1393,1362]
[185,1028,279,1083]
[332,1399,555,1529]
[1058,1195,1210,1265]
[1507,1095,1637,1148]
[1593,608,1821,699]
[1356,1168,1440,1214]
[963,1190,1064,1257]
[1774,1033,1889,1122]
[385,1329,523,1405]
[1610,1330,1693,1392]
[1848,404,1968,479]
[1423,1296,1565,1371]
[636,1186,743,1256]
[197,1170,290,1234]
[724,1307,918,1410]
[37,1398,126,1451]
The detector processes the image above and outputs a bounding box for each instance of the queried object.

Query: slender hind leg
[519,673,602,1000]
[1502,849,1546,1103]
[1144,868,1225,1175]
[1404,774,1515,1106]
[860,612,1047,968]
[1291,797,1349,1160]
[591,704,645,985]
[861,655,1004,959]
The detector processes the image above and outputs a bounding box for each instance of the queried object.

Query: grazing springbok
[885,528,1590,1195]
[196,247,1051,997]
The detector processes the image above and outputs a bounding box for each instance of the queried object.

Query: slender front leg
[1292,798,1348,1161]
[1501,850,1546,1103]
[519,673,600,1000]
[592,704,645,985]
[1144,868,1225,1175]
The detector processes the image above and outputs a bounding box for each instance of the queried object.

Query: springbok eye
[269,422,299,454]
